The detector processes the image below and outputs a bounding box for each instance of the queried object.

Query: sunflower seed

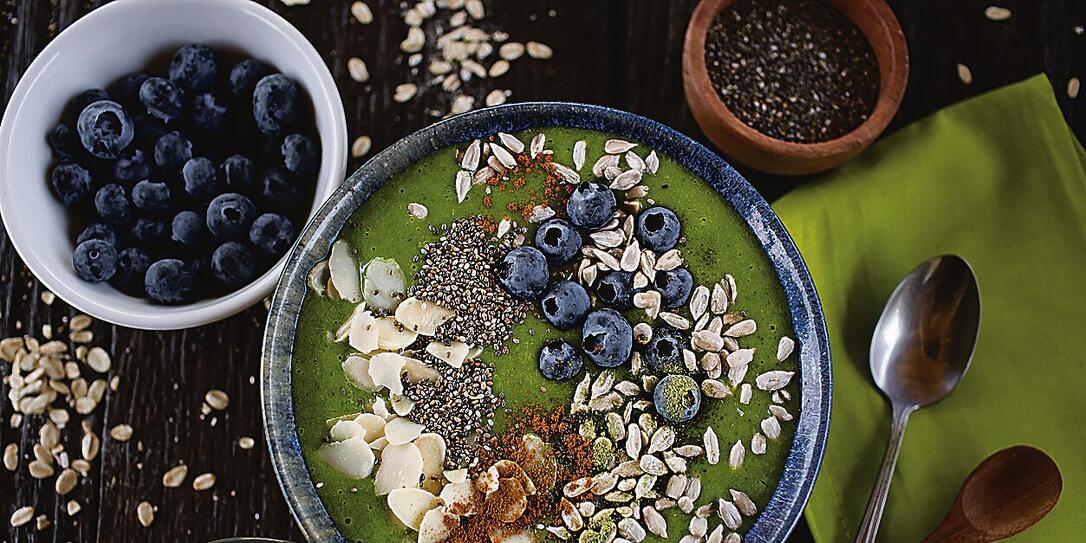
[707,524,725,543]
[347,57,369,82]
[693,330,724,352]
[193,472,216,491]
[724,320,757,337]
[593,473,619,495]
[760,417,782,439]
[655,249,683,271]
[633,323,653,344]
[573,141,587,170]
[776,336,796,361]
[643,151,660,175]
[739,383,752,405]
[137,501,154,527]
[957,63,973,85]
[611,169,642,191]
[755,371,794,391]
[460,140,482,170]
[729,489,757,516]
[529,132,547,158]
[454,170,472,203]
[665,474,688,499]
[605,139,637,154]
[604,165,622,180]
[625,424,642,458]
[351,135,372,158]
[659,312,690,331]
[984,6,1011,21]
[632,290,661,320]
[618,517,647,542]
[498,132,525,154]
[674,445,703,458]
[526,41,553,59]
[704,427,720,465]
[589,230,623,249]
[769,405,793,422]
[728,440,745,469]
[678,496,695,514]
[751,434,767,455]
[592,154,619,177]
[701,379,730,399]
[719,499,742,529]
[552,162,581,183]
[690,516,708,538]
[643,506,668,538]
[489,143,517,169]
[499,42,525,61]
[648,426,676,454]
[700,352,721,372]
[560,499,584,530]
[10,506,33,527]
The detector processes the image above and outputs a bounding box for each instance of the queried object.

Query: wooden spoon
[924,445,1062,542]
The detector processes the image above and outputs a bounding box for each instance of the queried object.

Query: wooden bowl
[682,0,908,176]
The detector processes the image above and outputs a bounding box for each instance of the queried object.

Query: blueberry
[50,163,92,206]
[168,44,217,93]
[76,100,134,159]
[211,241,256,288]
[539,280,591,330]
[190,93,228,132]
[132,112,166,147]
[229,59,273,97]
[636,206,682,252]
[220,155,254,190]
[654,267,693,309]
[69,88,110,118]
[72,239,118,283]
[260,167,301,210]
[113,149,151,183]
[595,271,636,309]
[533,219,582,265]
[581,308,633,368]
[114,72,150,106]
[252,74,299,136]
[144,258,194,304]
[130,218,168,244]
[112,247,151,290]
[182,157,219,199]
[139,77,185,122]
[94,184,133,224]
[249,213,294,255]
[566,182,617,229]
[47,124,81,160]
[642,326,688,374]
[653,374,702,423]
[76,223,118,247]
[132,180,171,214]
[153,131,193,171]
[497,246,549,300]
[206,192,256,241]
[281,134,319,176]
[172,210,206,246]
[538,340,583,381]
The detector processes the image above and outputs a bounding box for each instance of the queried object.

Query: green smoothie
[291,128,798,543]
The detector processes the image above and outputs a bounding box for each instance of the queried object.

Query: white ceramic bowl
[0,0,346,330]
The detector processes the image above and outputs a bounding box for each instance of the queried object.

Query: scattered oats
[56,468,78,495]
[205,389,230,411]
[1069,77,1080,99]
[401,26,425,53]
[3,443,17,471]
[36,515,49,531]
[703,427,720,465]
[499,42,525,61]
[40,291,55,305]
[351,1,373,24]
[450,94,475,114]
[350,135,373,159]
[10,506,33,527]
[70,314,92,332]
[86,346,111,373]
[137,501,154,527]
[957,63,973,85]
[465,0,485,19]
[485,89,508,106]
[192,472,216,491]
[347,57,369,83]
[984,6,1011,21]
[739,383,752,405]
[162,464,188,488]
[728,440,745,469]
[66,500,81,516]
[751,434,767,455]
[394,83,418,103]
[488,59,510,77]
[70,330,93,343]
[239,436,256,450]
[526,41,553,59]
[29,459,54,478]
[109,424,133,442]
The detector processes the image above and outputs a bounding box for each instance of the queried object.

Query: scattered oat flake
[957,63,973,85]
[67,500,81,516]
[162,464,189,488]
[109,424,133,442]
[1069,77,1080,99]
[351,135,372,158]
[351,1,373,24]
[137,501,154,527]
[239,436,256,450]
[347,57,369,83]
[984,6,1011,21]
[526,41,553,59]
[205,389,229,411]
[193,472,216,491]
[394,83,418,103]
[10,506,33,527]
[485,89,508,106]
[40,291,55,305]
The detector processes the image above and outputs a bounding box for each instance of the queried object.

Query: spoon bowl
[925,445,1062,542]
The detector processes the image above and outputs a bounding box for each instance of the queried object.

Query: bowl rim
[261,102,832,543]
[0,0,347,330]
[681,0,909,159]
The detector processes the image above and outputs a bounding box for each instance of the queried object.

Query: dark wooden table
[0,1,1081,541]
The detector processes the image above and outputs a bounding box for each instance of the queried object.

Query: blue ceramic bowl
[262,102,832,543]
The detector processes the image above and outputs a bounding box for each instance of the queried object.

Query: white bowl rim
[0,0,347,330]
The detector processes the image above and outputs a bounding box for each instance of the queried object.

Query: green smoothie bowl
[261,103,831,543]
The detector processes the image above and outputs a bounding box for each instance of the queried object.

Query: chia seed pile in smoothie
[705,0,880,143]
[291,128,800,543]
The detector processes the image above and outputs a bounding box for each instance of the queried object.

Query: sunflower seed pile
[453,131,581,211]
[410,216,528,354]
[1,313,118,528]
[393,0,554,116]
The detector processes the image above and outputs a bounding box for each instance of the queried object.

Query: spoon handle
[855,403,915,543]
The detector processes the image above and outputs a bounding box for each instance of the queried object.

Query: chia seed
[410,216,528,354]
[704,0,880,143]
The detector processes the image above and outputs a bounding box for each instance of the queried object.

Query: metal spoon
[854,255,981,543]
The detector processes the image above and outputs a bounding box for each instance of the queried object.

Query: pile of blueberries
[48,44,318,304]
[496,181,699,422]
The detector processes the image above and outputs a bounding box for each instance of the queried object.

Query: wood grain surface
[0,1,1082,542]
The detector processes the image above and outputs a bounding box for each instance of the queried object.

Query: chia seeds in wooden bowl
[705,0,880,143]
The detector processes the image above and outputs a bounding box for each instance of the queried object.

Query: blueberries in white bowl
[46,43,319,304]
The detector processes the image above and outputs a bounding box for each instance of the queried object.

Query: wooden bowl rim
[682,0,909,159]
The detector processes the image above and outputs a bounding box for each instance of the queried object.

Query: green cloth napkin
[773,74,1086,542]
